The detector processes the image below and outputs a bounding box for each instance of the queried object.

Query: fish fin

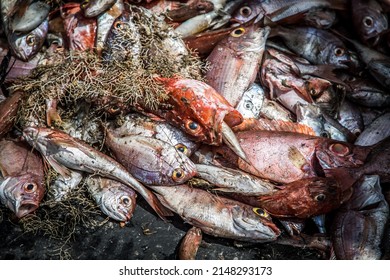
[148,192,174,221]
[46,155,72,179]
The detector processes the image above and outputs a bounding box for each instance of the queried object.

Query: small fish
[195,164,276,196]
[257,177,350,219]
[271,26,352,68]
[0,140,45,218]
[178,227,202,260]
[205,24,270,107]
[304,8,336,29]
[351,0,388,45]
[10,1,50,33]
[331,175,389,259]
[105,132,197,186]
[337,99,364,137]
[22,127,172,220]
[86,176,137,222]
[149,184,281,242]
[81,0,117,18]
[235,83,265,119]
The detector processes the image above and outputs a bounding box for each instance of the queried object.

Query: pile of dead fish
[1,0,390,260]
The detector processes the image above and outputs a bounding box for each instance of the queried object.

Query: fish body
[167,0,214,22]
[86,176,137,222]
[105,132,197,185]
[0,140,45,218]
[227,130,369,184]
[355,112,390,146]
[332,175,389,259]
[81,0,117,18]
[205,25,270,107]
[178,227,202,260]
[22,127,172,219]
[108,114,198,156]
[149,184,280,242]
[273,26,352,68]
[10,1,50,33]
[337,99,364,137]
[195,164,276,196]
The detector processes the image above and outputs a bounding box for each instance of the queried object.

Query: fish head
[164,149,198,185]
[353,3,388,45]
[157,77,243,145]
[99,182,137,222]
[231,205,280,241]
[224,24,270,55]
[323,42,352,68]
[8,19,48,62]
[315,139,369,169]
[0,173,45,218]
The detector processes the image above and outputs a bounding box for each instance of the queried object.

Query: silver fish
[86,176,137,222]
[22,127,172,220]
[149,184,281,242]
[10,1,50,33]
[195,164,276,196]
[235,83,265,119]
[81,0,117,18]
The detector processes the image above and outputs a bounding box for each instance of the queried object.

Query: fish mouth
[15,201,39,218]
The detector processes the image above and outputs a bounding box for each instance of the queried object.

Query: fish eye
[24,183,37,193]
[320,131,330,138]
[347,76,356,82]
[231,27,245,37]
[26,35,36,46]
[114,21,124,30]
[196,3,207,11]
[363,16,373,27]
[334,47,345,57]
[172,168,185,181]
[120,196,131,206]
[185,120,200,132]
[309,88,317,96]
[240,6,252,17]
[315,194,326,202]
[175,143,188,154]
[81,0,89,9]
[329,143,350,156]
[253,207,270,219]
[107,105,120,115]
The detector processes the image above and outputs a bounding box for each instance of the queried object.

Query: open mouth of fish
[16,201,39,218]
